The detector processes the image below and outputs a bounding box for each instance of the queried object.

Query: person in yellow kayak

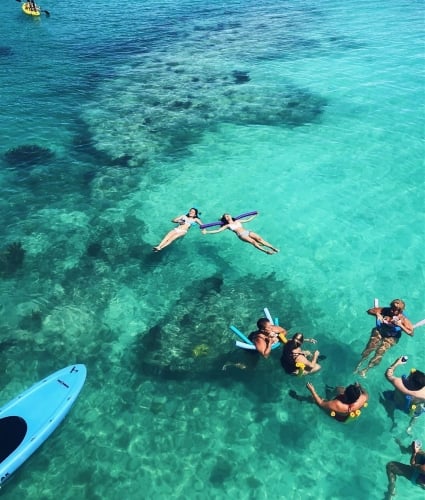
[26,0,39,12]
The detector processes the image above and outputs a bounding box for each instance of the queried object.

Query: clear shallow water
[1,0,424,499]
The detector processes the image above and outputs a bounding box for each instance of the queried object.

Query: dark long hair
[280,339,299,374]
[187,207,200,218]
[342,384,362,404]
[220,214,234,224]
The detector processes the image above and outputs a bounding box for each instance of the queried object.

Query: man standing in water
[354,299,414,377]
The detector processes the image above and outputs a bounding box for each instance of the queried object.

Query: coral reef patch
[4,144,54,168]
[0,242,25,277]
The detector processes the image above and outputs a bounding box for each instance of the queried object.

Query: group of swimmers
[152,208,278,254]
[152,208,424,496]
[240,303,424,497]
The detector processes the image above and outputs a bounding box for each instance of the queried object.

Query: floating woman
[153,207,202,252]
[201,213,279,255]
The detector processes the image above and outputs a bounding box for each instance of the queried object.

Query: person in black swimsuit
[280,333,321,375]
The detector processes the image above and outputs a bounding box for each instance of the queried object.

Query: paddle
[16,0,50,17]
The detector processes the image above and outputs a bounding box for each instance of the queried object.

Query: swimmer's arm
[301,351,320,369]
[254,335,272,358]
[385,358,402,382]
[271,325,286,335]
[386,358,421,396]
[194,218,203,226]
[306,382,327,408]
[172,215,185,223]
[238,215,257,223]
[397,316,414,336]
[202,225,229,234]
[367,307,383,317]
[391,376,424,398]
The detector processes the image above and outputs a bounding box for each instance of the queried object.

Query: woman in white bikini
[202,213,278,254]
[153,208,202,251]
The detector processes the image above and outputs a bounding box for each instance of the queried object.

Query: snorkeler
[153,208,202,252]
[202,213,278,255]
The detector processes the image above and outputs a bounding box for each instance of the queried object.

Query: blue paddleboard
[0,364,87,486]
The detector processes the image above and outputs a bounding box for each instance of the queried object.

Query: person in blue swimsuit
[202,213,279,254]
[153,208,202,251]
[385,440,425,499]
[382,356,425,433]
[354,299,414,377]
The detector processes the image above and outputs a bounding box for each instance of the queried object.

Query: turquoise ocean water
[1,0,424,498]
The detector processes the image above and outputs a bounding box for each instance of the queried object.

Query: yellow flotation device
[295,362,305,376]
[279,332,288,344]
[331,403,368,423]
[22,2,41,16]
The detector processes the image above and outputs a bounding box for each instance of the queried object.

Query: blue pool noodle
[200,211,258,229]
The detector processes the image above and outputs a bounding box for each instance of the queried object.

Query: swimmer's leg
[154,229,186,251]
[385,461,412,499]
[406,416,416,435]
[248,231,279,252]
[239,234,276,254]
[355,328,382,374]
[363,337,397,373]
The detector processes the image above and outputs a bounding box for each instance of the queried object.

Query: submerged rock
[0,242,25,276]
[232,70,250,84]
[4,144,54,168]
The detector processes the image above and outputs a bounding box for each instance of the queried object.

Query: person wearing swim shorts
[383,357,425,433]
[153,208,202,251]
[385,440,425,499]
[280,332,321,375]
[202,213,278,255]
[306,381,368,422]
[354,299,414,377]
[248,318,286,358]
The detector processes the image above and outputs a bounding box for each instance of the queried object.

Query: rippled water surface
[1,1,424,499]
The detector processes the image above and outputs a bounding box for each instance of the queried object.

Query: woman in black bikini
[280,333,321,375]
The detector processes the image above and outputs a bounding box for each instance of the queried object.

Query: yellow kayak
[22,2,41,16]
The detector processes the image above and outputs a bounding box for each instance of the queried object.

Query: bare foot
[359,369,367,378]
[153,246,161,252]
[353,362,363,374]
